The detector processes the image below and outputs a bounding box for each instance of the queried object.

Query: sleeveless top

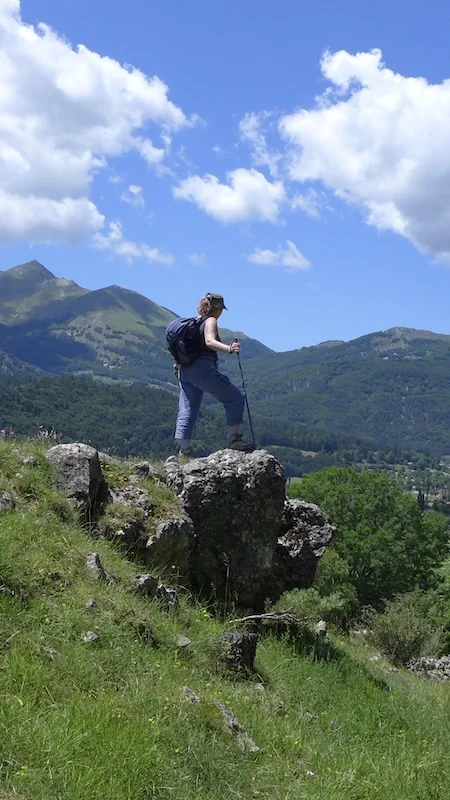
[199,318,221,360]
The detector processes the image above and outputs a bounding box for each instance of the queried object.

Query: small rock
[220,631,258,674]
[82,631,99,644]
[22,456,37,467]
[109,484,153,517]
[253,683,266,694]
[182,686,201,705]
[136,622,158,647]
[86,553,108,581]
[133,574,158,597]
[214,702,259,754]
[132,461,159,478]
[85,599,96,610]
[41,647,62,661]
[174,634,191,648]
[0,492,15,515]
[156,584,179,610]
[314,620,327,635]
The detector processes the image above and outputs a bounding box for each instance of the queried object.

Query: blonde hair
[198,295,222,318]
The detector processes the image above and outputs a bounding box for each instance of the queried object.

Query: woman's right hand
[229,340,240,354]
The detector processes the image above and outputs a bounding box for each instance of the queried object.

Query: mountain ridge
[2,260,450,454]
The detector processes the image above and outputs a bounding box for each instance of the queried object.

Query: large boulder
[164,449,332,609]
[45,443,108,518]
[45,441,333,610]
[165,450,285,607]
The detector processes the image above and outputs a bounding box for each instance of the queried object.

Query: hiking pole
[234,338,256,446]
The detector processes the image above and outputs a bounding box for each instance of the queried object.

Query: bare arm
[204,317,240,354]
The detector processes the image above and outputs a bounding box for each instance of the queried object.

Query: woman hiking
[174,293,255,456]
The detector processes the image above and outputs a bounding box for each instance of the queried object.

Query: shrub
[313,550,359,613]
[366,591,444,664]
[274,587,350,626]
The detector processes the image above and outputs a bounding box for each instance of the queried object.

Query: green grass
[1,441,449,799]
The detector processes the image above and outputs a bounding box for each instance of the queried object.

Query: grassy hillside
[0,440,449,799]
[0,261,87,324]
[225,327,450,454]
[0,349,47,378]
[0,263,271,388]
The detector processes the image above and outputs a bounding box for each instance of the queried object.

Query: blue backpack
[165,316,203,364]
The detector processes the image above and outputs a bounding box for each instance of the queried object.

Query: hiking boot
[178,446,194,459]
[228,433,255,453]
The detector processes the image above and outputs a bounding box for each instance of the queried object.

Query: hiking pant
[175,356,245,440]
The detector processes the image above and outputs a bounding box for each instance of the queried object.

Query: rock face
[268,500,335,597]
[146,514,194,580]
[46,443,108,518]
[164,449,333,609]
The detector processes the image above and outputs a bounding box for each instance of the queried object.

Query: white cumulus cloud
[247,240,310,271]
[239,112,282,177]
[279,48,450,258]
[121,185,145,207]
[93,221,173,265]
[173,168,285,223]
[0,1,192,244]
[291,188,324,219]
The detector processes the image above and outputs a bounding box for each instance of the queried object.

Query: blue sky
[2,0,450,350]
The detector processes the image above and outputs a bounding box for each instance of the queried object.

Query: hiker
[173,293,255,456]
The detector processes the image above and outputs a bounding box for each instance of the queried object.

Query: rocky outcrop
[164,449,333,609]
[45,443,333,610]
[46,443,108,518]
[407,655,450,682]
